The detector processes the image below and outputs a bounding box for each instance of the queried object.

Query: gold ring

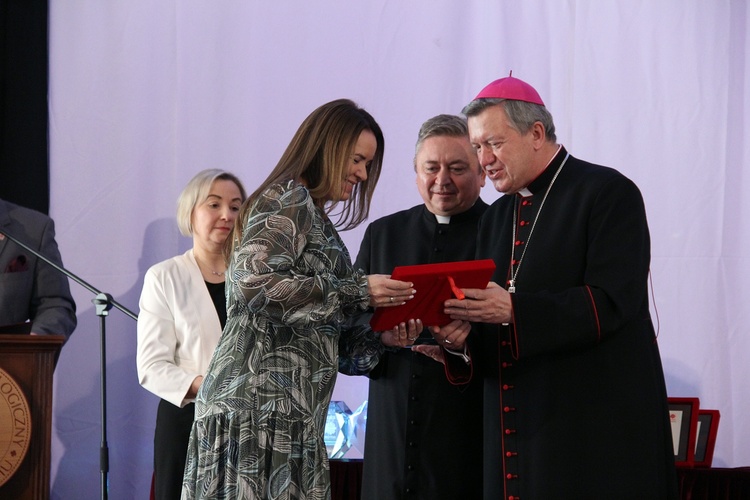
[444,338,452,344]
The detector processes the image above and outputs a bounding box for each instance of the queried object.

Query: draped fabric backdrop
[46,1,749,498]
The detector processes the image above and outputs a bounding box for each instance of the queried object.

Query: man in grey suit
[0,197,76,338]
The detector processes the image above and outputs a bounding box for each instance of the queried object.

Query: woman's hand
[367,274,415,308]
[380,319,423,348]
[185,375,203,399]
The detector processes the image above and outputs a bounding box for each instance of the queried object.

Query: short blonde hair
[176,169,247,236]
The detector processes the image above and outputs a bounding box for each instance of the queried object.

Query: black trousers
[153,399,194,500]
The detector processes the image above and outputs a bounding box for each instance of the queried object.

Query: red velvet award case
[369,259,496,331]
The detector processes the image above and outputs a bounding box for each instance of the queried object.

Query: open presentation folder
[369,259,496,331]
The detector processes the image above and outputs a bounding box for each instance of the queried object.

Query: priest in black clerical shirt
[352,114,487,500]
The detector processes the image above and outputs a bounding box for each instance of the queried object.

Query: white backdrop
[46,1,749,498]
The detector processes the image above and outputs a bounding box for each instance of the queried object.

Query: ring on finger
[443,338,452,344]
[390,296,394,303]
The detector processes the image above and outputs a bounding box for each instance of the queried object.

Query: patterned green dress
[182,180,382,499]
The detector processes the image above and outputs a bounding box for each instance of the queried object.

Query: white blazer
[136,249,222,407]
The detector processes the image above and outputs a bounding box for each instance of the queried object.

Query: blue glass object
[325,400,369,458]
[351,400,368,455]
[325,401,352,458]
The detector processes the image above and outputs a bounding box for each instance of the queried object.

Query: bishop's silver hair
[462,98,557,143]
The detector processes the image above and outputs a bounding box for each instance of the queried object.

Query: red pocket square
[5,255,28,273]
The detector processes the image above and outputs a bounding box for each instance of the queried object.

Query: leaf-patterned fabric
[182,180,375,500]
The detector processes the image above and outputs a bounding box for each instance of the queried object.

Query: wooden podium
[0,334,64,499]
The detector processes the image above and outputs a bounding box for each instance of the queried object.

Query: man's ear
[531,121,547,149]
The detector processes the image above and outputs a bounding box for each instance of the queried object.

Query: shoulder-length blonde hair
[227,99,384,258]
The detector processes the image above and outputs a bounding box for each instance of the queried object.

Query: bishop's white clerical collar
[517,187,533,197]
[435,214,451,224]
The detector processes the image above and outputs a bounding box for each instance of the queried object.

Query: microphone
[0,226,136,499]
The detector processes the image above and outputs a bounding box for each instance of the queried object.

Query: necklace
[508,153,569,293]
[195,254,225,277]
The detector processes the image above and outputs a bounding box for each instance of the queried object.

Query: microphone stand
[0,229,137,500]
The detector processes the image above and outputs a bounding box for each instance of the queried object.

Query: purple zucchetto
[474,71,545,106]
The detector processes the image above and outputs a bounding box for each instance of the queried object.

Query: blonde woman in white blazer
[136,169,246,500]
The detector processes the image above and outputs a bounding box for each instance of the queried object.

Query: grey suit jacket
[0,198,77,338]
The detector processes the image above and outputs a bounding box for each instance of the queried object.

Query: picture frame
[694,409,720,467]
[668,397,700,467]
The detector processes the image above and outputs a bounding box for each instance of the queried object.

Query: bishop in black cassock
[441,75,678,500]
